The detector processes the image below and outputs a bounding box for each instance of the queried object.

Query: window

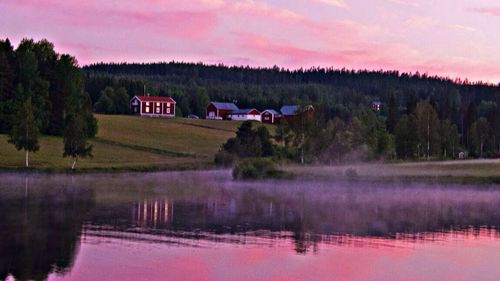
[134,108,138,113]
[156,107,160,113]
[146,106,150,113]
[167,108,171,114]
[146,102,150,106]
[156,102,160,106]
[166,102,171,107]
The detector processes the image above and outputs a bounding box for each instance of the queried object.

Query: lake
[1,170,499,281]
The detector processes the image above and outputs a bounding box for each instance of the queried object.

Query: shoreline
[1,160,500,185]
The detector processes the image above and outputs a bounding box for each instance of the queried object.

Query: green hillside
[0,115,248,171]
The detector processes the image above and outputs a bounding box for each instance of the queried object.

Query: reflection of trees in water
[0,178,94,281]
[102,182,500,254]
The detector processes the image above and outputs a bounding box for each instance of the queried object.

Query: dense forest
[83,62,500,161]
[0,38,96,167]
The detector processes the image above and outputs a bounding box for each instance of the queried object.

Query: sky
[1,0,500,83]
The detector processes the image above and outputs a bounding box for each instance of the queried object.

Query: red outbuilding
[205,102,239,120]
[261,109,281,124]
[130,95,176,117]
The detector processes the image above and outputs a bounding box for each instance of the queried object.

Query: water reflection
[0,177,94,281]
[0,171,500,280]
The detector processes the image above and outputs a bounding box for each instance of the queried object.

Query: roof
[262,109,280,115]
[228,108,260,115]
[134,95,176,103]
[210,102,239,110]
[280,105,300,115]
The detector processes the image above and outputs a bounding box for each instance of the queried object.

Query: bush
[344,167,358,179]
[214,150,237,167]
[232,158,285,180]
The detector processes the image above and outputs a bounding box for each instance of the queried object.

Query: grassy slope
[0,115,245,171]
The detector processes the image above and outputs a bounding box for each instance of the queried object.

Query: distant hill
[82,62,500,121]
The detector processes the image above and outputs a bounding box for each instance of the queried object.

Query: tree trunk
[480,142,484,158]
[427,113,430,161]
[25,150,29,168]
[71,157,77,170]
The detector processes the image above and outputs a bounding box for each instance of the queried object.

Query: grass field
[0,115,249,171]
[287,159,500,183]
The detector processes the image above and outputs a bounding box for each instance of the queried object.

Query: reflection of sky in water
[46,228,500,281]
[1,171,500,281]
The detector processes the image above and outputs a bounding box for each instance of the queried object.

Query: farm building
[280,105,315,121]
[206,102,239,120]
[280,105,300,117]
[227,109,262,122]
[130,95,176,117]
[371,101,382,111]
[261,109,281,124]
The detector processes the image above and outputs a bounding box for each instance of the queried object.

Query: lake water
[1,171,500,281]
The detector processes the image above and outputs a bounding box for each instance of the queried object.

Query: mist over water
[1,171,499,281]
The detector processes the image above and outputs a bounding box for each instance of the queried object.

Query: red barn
[261,109,281,124]
[130,95,176,117]
[206,102,239,120]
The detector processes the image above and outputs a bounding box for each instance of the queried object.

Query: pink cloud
[2,0,500,82]
[470,7,500,17]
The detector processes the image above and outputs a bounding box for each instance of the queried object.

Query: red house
[130,95,176,117]
[261,109,281,124]
[206,102,239,120]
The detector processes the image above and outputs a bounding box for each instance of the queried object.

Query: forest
[83,62,500,162]
[2,37,500,167]
[0,38,96,168]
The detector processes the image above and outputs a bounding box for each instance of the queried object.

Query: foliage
[232,158,284,180]
[414,101,440,159]
[468,117,492,158]
[63,113,93,169]
[394,114,418,159]
[94,86,130,114]
[215,121,276,166]
[0,38,96,136]
[7,97,39,167]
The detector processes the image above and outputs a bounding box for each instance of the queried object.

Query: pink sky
[1,0,500,83]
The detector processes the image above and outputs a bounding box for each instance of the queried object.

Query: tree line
[0,38,96,168]
[84,62,500,161]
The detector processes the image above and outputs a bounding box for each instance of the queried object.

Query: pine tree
[8,97,40,167]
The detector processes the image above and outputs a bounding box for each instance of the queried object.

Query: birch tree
[8,97,39,167]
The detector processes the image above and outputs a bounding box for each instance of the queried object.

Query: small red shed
[261,109,281,124]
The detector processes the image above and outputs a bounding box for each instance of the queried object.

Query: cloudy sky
[1,0,500,82]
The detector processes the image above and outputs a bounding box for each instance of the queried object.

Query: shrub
[232,158,284,180]
[344,167,358,179]
[214,150,237,167]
